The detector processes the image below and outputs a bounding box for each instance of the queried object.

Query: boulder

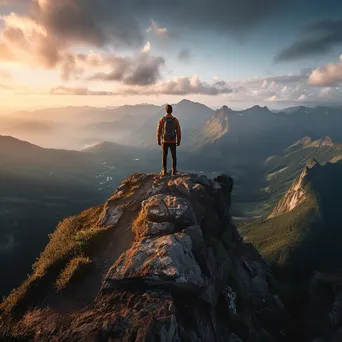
[104,233,204,293]
[142,194,195,226]
[135,221,176,239]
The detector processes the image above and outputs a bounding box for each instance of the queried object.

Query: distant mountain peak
[177,99,197,105]
[251,105,269,110]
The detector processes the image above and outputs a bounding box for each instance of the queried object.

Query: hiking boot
[171,168,179,176]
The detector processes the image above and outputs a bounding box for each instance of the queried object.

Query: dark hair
[165,104,173,114]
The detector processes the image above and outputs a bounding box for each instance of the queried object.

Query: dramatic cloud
[0,10,165,85]
[88,54,165,85]
[276,19,342,61]
[308,55,342,86]
[31,0,143,48]
[0,13,62,68]
[178,48,191,62]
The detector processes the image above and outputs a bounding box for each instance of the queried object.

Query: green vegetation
[240,195,318,266]
[240,160,342,282]
[263,140,342,212]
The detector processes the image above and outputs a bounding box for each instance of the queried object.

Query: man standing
[156,104,181,176]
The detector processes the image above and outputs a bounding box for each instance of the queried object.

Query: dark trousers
[162,143,177,170]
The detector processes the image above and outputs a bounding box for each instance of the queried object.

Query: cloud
[241,71,310,88]
[0,11,164,84]
[50,86,115,96]
[297,94,308,101]
[308,55,342,86]
[50,76,233,96]
[146,19,168,38]
[120,76,234,96]
[31,0,143,48]
[275,19,342,61]
[88,54,165,85]
[0,13,62,68]
[178,48,191,62]
[140,0,287,38]
[141,41,152,54]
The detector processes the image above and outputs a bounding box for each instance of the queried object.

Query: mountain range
[3,99,342,341]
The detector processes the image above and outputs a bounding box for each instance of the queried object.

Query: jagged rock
[103,233,204,293]
[182,224,206,267]
[142,194,195,226]
[0,172,287,342]
[97,204,124,227]
[138,221,176,238]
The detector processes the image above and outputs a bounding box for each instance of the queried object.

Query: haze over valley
[2,100,342,297]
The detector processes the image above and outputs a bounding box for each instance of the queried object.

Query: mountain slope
[240,160,342,281]
[0,173,287,341]
[185,105,294,163]
[123,99,214,147]
[0,136,122,296]
[263,136,342,212]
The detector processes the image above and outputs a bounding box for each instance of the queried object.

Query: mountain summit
[0,173,286,341]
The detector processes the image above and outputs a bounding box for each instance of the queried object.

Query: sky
[0,0,342,111]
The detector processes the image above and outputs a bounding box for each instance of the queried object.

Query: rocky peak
[311,136,334,148]
[251,105,270,111]
[0,172,287,341]
[269,166,311,218]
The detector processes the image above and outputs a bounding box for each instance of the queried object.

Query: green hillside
[240,160,342,282]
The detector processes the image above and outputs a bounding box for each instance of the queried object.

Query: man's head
[165,104,173,114]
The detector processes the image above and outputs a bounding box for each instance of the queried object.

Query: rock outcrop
[0,172,287,341]
[268,160,320,218]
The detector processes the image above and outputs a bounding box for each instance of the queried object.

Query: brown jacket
[156,114,181,144]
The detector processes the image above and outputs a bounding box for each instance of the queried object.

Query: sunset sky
[0,0,342,111]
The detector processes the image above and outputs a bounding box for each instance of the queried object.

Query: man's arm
[175,118,181,145]
[156,118,162,145]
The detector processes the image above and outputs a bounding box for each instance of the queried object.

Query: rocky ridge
[0,172,287,341]
[268,160,321,218]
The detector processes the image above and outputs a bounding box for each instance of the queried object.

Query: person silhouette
[156,104,181,176]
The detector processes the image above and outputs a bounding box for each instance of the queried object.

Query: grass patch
[1,204,109,315]
[132,209,148,239]
[56,256,92,292]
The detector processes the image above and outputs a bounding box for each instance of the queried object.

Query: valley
[1,100,342,299]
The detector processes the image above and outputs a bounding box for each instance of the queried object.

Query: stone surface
[97,204,124,227]
[142,194,195,226]
[104,233,204,293]
[137,221,176,238]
